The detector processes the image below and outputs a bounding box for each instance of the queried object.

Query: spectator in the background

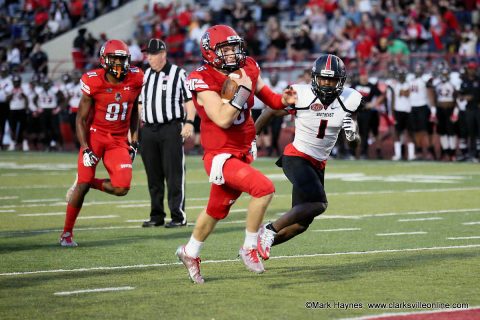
[458,24,478,56]
[33,7,49,40]
[232,1,251,26]
[127,39,143,67]
[264,16,288,62]
[49,0,71,34]
[165,21,185,59]
[72,28,87,70]
[135,4,155,36]
[306,5,328,45]
[342,18,360,41]
[69,0,84,27]
[6,42,21,71]
[29,43,49,76]
[355,33,377,63]
[328,8,347,36]
[288,25,314,61]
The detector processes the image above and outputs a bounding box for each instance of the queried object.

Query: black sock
[266,223,278,233]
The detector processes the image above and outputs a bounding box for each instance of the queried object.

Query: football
[221,71,242,100]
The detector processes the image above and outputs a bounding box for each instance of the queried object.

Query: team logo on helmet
[201,32,210,50]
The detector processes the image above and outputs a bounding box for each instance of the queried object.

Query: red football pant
[203,153,275,219]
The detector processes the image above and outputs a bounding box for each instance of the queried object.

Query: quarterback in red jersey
[175,25,296,283]
[60,39,144,247]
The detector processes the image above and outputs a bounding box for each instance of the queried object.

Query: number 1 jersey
[80,67,144,136]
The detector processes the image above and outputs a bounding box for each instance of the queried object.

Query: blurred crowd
[0,0,132,73]
[0,0,479,162]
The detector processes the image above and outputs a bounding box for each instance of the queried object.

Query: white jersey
[65,82,82,109]
[409,76,431,107]
[289,85,362,161]
[390,81,411,113]
[9,87,28,111]
[36,86,59,109]
[434,81,456,104]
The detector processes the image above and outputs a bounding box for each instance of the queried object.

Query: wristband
[185,120,195,125]
[229,85,251,111]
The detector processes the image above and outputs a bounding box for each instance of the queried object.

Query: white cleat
[176,245,205,284]
[60,232,78,247]
[257,224,276,260]
[65,174,78,203]
[239,247,264,274]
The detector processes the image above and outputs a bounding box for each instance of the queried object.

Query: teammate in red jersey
[60,39,144,247]
[175,25,296,283]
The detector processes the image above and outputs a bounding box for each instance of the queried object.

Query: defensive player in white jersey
[255,54,363,260]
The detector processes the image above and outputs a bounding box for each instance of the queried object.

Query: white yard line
[54,286,135,296]
[0,209,15,213]
[463,221,480,225]
[0,196,18,200]
[312,228,361,232]
[447,236,480,240]
[18,212,65,217]
[22,198,61,203]
[398,217,443,222]
[376,232,427,236]
[340,306,480,320]
[1,244,479,277]
[77,215,119,220]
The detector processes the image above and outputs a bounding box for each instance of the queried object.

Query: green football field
[0,152,479,320]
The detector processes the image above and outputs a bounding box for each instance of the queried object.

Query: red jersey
[187,57,259,155]
[80,67,144,136]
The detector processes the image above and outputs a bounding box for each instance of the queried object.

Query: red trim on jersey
[257,85,284,110]
[283,143,327,170]
[325,54,332,71]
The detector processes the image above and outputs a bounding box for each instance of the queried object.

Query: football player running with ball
[60,40,144,247]
[255,54,363,260]
[176,25,296,283]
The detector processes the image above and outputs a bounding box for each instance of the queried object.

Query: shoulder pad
[340,87,363,113]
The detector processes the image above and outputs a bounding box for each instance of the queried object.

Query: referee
[140,39,196,228]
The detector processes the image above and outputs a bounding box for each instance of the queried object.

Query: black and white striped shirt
[141,62,192,124]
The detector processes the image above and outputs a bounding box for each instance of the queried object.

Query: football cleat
[65,174,78,203]
[257,224,276,260]
[60,232,78,247]
[176,245,205,284]
[239,247,264,273]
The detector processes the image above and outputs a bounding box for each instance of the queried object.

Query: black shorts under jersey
[276,155,327,206]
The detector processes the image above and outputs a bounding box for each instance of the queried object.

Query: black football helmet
[311,54,347,106]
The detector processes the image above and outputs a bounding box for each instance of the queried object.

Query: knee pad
[113,187,129,196]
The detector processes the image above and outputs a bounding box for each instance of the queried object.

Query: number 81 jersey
[80,67,144,136]
[289,84,362,161]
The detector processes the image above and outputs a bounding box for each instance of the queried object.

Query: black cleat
[164,221,187,228]
[142,219,165,227]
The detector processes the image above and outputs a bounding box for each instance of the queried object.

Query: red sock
[91,178,105,191]
[63,204,81,233]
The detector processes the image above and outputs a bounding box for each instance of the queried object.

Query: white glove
[82,148,99,167]
[250,137,257,160]
[342,116,357,142]
[208,153,232,185]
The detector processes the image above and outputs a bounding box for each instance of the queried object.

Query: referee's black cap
[142,38,167,54]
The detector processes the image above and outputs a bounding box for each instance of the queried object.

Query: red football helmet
[99,39,131,80]
[200,25,246,72]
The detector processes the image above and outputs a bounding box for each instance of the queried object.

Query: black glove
[129,141,138,162]
[82,147,99,167]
